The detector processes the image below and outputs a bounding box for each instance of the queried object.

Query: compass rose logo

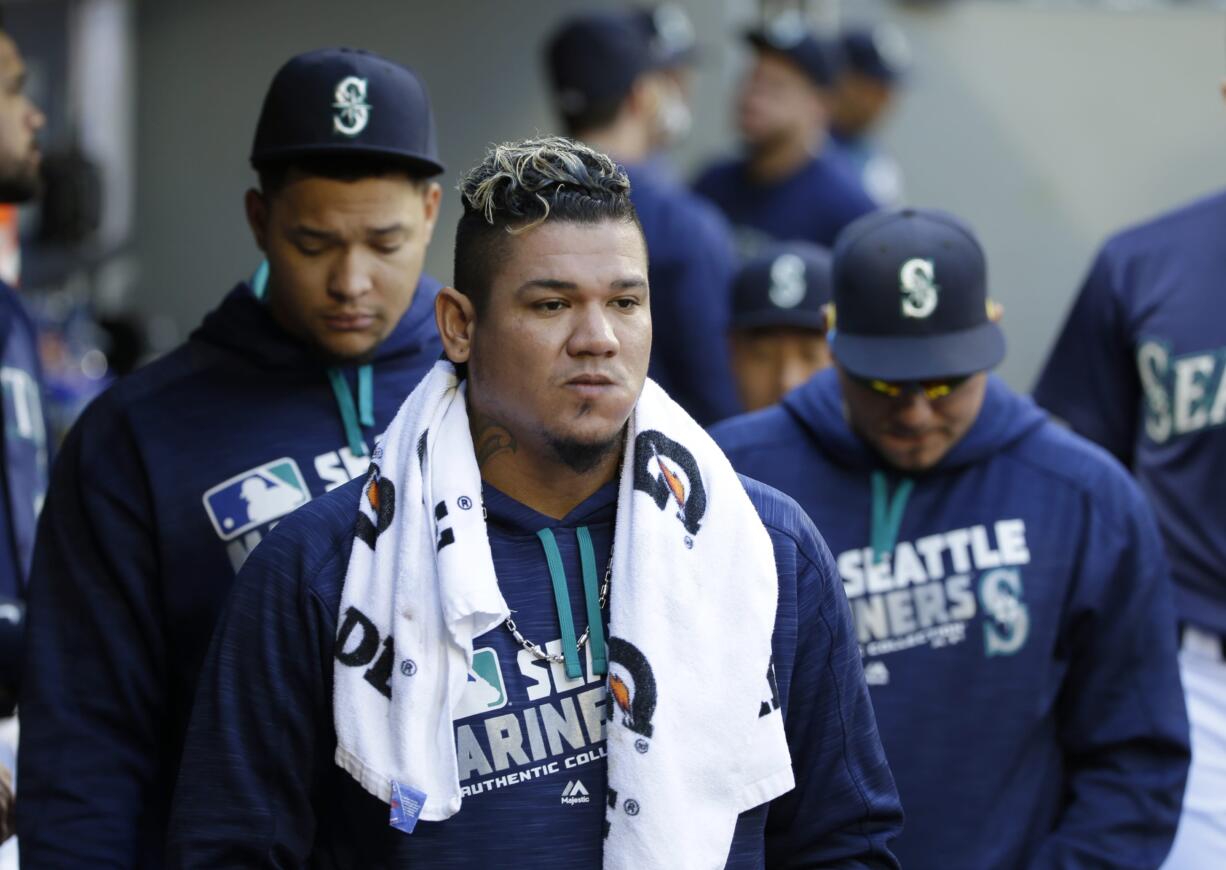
[333,76,371,137]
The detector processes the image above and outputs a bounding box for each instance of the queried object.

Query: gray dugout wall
[133,0,1226,391]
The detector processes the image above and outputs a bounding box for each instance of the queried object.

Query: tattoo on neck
[472,412,517,468]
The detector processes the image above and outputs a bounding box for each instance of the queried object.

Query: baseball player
[829,24,910,207]
[546,12,741,424]
[18,48,446,866]
[693,13,876,256]
[0,21,47,839]
[166,136,903,868]
[1034,187,1226,867]
[713,207,1191,869]
[728,241,833,411]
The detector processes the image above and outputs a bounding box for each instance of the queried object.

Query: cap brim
[732,310,827,332]
[251,144,445,177]
[831,321,1005,381]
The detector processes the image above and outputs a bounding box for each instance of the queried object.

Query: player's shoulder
[737,472,825,558]
[1102,188,1226,260]
[710,403,804,456]
[692,157,744,193]
[1011,414,1149,520]
[240,475,363,611]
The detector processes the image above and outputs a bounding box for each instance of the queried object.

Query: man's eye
[612,297,640,310]
[373,244,402,255]
[294,243,325,256]
[536,300,566,312]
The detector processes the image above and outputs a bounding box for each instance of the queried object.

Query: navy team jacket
[1035,189,1226,638]
[17,276,442,868]
[626,160,742,425]
[712,370,1190,870]
[166,473,903,867]
[0,279,49,704]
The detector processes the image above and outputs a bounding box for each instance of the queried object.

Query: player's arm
[651,211,743,425]
[166,523,336,867]
[1033,247,1139,466]
[1027,477,1189,869]
[763,514,903,869]
[17,400,167,867]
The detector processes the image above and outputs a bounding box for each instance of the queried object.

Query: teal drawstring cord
[357,364,374,427]
[327,369,368,458]
[251,260,269,300]
[870,471,914,564]
[537,529,582,679]
[536,526,608,679]
[576,527,608,676]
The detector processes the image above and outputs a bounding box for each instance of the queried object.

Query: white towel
[334,360,793,868]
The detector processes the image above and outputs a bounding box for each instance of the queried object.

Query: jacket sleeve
[1026,477,1189,869]
[16,400,167,867]
[764,520,903,869]
[166,527,335,868]
[1033,247,1139,466]
[648,210,742,426]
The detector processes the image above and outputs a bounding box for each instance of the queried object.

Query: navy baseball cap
[840,25,911,84]
[547,13,662,117]
[632,4,699,67]
[830,208,1005,381]
[745,13,839,88]
[731,242,832,332]
[250,48,444,176]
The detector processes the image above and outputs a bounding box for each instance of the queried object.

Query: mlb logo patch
[202,458,310,541]
[454,648,507,720]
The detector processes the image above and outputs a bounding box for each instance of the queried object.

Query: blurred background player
[17,48,446,867]
[1034,124,1226,865]
[693,12,876,256]
[546,11,740,424]
[829,24,910,207]
[728,241,832,411]
[713,207,1190,869]
[0,19,46,846]
[629,2,697,176]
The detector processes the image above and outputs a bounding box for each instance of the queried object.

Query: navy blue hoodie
[167,472,903,867]
[626,161,741,425]
[17,275,442,868]
[712,370,1190,869]
[0,279,48,703]
[693,152,875,255]
[1035,190,1226,637]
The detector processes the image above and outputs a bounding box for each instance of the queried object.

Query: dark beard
[546,431,622,474]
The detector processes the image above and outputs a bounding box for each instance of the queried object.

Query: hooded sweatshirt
[17,275,442,869]
[0,279,48,704]
[711,370,1190,870]
[166,472,903,868]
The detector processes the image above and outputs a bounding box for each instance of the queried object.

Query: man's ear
[420,181,443,242]
[245,188,269,252]
[436,286,476,364]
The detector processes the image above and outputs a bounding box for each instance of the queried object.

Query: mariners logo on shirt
[202,458,309,541]
[632,430,707,538]
[455,647,508,720]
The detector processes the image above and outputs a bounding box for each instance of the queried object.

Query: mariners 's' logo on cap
[633,430,707,537]
[768,253,807,309]
[333,76,371,137]
[899,257,939,319]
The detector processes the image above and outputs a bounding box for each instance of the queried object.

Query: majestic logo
[978,568,1030,656]
[332,76,371,137]
[454,648,507,720]
[899,257,939,319]
[561,780,591,806]
[863,661,890,686]
[355,462,395,549]
[768,253,807,309]
[607,637,657,739]
[203,458,309,541]
[633,430,706,537]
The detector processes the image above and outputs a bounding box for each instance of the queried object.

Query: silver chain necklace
[504,557,612,665]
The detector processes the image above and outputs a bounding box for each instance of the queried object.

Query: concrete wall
[132,0,1226,390]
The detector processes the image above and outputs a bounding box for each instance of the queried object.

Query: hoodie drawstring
[536,526,607,680]
[327,368,373,458]
[251,260,269,301]
[870,471,914,564]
